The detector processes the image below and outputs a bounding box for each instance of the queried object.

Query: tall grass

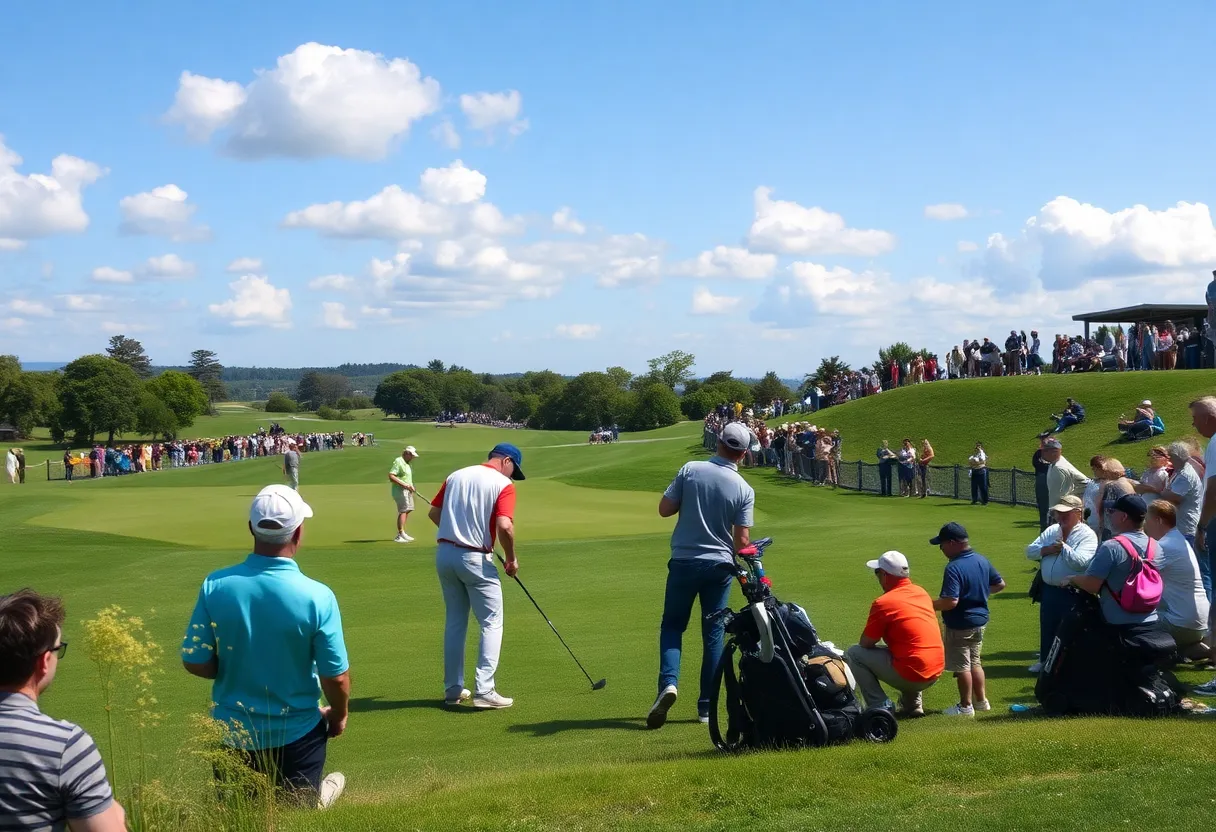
[81,606,279,831]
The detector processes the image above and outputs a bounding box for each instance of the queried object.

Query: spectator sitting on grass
[1119,400,1165,441]
[1144,500,1210,662]
[1042,398,1085,437]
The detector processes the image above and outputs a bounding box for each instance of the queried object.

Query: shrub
[264,392,297,413]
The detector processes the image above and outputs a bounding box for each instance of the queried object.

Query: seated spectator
[1119,400,1165,440]
[1025,495,1098,673]
[1144,500,1210,661]
[1043,398,1085,437]
[1134,446,1173,496]
[1092,457,1134,542]
[845,552,944,717]
[0,589,127,830]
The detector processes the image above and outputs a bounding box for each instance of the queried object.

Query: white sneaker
[975,699,991,711]
[646,685,678,729]
[944,703,975,717]
[1028,662,1044,674]
[394,533,408,543]
[401,533,414,542]
[473,690,513,709]
[444,687,471,706]
[317,772,346,809]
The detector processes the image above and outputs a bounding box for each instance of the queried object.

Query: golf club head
[591,678,607,691]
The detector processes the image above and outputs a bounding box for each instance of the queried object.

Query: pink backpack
[1107,535,1163,614]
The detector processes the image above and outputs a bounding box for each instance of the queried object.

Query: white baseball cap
[1140,400,1152,407]
[866,550,910,578]
[404,446,419,456]
[720,422,754,451]
[250,484,313,542]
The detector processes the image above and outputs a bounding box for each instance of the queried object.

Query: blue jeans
[1054,413,1080,433]
[231,715,328,798]
[658,558,734,714]
[1204,521,1216,602]
[1039,584,1076,663]
[970,468,989,504]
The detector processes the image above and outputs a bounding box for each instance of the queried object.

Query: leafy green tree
[427,359,446,373]
[439,369,485,413]
[0,370,59,436]
[626,383,683,430]
[512,370,566,399]
[804,356,852,392]
[136,392,178,439]
[265,392,299,413]
[702,379,754,408]
[296,371,353,409]
[535,372,631,430]
[144,370,208,432]
[679,388,718,420]
[605,366,633,390]
[188,349,228,403]
[480,388,516,420]
[511,393,541,424]
[874,343,927,387]
[751,371,792,405]
[105,335,152,378]
[704,370,736,386]
[58,355,142,443]
[646,350,696,390]
[374,372,441,419]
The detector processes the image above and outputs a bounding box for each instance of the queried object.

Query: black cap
[1112,494,1147,522]
[930,522,969,545]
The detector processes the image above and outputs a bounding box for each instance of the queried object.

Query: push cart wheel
[856,708,899,743]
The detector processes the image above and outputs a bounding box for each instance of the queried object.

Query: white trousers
[436,542,503,696]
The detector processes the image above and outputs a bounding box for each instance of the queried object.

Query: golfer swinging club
[389,446,420,543]
[648,421,754,728]
[428,443,524,709]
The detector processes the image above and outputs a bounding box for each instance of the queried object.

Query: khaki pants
[845,644,937,711]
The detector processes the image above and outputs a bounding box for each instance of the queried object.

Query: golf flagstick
[494,552,607,692]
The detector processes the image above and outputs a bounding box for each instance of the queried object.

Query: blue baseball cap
[489,443,525,480]
[930,522,969,545]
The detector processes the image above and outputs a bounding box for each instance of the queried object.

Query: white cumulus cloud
[209,275,292,328]
[60,294,107,311]
[957,240,979,253]
[552,207,586,235]
[92,266,134,284]
[9,299,52,317]
[119,184,210,241]
[284,185,454,238]
[555,323,600,340]
[320,301,355,330]
[226,257,263,273]
[747,187,896,257]
[419,160,486,205]
[309,274,356,291]
[432,119,461,150]
[925,203,970,221]
[691,287,743,315]
[0,136,106,242]
[672,245,776,280]
[142,253,196,279]
[460,90,528,138]
[0,239,26,251]
[166,43,442,160]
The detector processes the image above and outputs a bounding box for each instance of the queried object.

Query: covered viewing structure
[1071,303,1207,341]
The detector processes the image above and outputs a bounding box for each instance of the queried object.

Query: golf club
[495,553,607,691]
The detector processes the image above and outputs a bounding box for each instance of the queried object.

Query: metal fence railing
[703,428,1089,510]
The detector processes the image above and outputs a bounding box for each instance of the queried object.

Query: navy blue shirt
[939,550,1003,630]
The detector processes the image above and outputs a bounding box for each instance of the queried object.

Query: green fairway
[4,405,1216,831]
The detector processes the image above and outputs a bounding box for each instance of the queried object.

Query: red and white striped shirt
[432,463,516,552]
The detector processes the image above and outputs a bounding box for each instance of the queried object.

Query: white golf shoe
[317,772,346,809]
[473,690,514,709]
[646,685,678,729]
[444,687,471,706]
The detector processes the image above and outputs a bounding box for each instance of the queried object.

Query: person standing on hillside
[968,442,989,505]
[429,443,524,710]
[648,421,754,729]
[283,438,301,491]
[1042,438,1090,508]
[181,485,349,809]
[389,446,420,543]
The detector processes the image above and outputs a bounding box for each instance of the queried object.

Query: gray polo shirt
[0,692,114,830]
[1084,530,1159,626]
[664,456,754,563]
[284,449,300,471]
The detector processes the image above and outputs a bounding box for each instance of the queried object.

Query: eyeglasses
[48,641,68,659]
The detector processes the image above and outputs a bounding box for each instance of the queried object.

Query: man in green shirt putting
[390,446,420,543]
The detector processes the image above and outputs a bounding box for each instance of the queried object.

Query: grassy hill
[4,406,1216,829]
[782,370,1216,470]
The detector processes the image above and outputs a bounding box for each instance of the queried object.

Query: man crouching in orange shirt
[845,551,945,717]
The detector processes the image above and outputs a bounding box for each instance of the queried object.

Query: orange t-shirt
[862,579,945,682]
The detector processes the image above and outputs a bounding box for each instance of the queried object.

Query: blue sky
[2,1,1214,376]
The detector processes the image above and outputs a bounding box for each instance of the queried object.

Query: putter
[495,553,607,691]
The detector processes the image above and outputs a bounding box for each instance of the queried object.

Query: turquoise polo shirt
[181,554,349,749]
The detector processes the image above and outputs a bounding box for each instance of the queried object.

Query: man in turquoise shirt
[182,484,350,809]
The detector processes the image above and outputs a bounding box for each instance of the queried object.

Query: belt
[438,539,491,554]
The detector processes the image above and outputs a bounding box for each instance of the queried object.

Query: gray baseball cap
[721,422,754,451]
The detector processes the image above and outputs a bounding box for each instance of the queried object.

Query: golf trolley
[707,537,898,752]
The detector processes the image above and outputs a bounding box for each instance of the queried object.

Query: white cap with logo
[720,422,755,451]
[404,446,419,456]
[250,484,314,543]
[865,550,910,578]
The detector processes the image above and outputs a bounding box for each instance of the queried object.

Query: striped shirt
[0,692,113,831]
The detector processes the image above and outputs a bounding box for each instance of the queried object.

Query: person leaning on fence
[1025,495,1098,674]
[968,442,989,505]
[877,440,897,496]
[845,551,944,718]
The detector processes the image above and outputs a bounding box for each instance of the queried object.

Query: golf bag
[708,538,897,751]
[1035,590,1182,717]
